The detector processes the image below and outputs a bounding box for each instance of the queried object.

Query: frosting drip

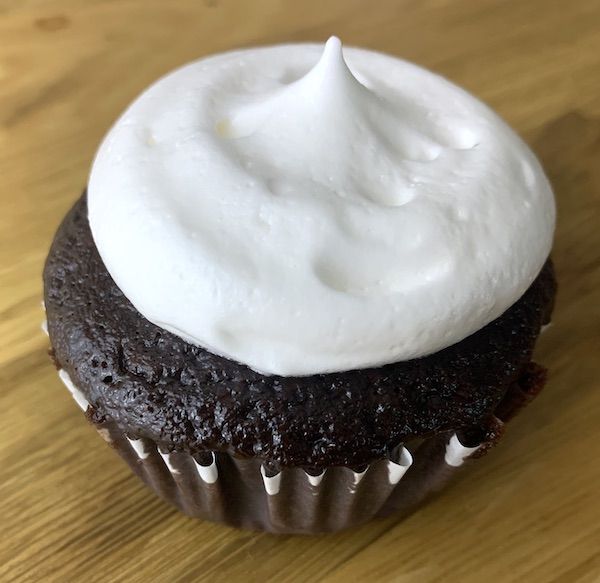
[88,37,555,376]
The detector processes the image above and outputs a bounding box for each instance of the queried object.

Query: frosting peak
[225,36,361,133]
[220,37,449,208]
[220,38,362,140]
[88,38,555,376]
[282,35,367,106]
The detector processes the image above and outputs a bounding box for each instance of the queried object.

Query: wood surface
[1,1,599,581]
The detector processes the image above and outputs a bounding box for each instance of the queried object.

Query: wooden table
[1,1,599,581]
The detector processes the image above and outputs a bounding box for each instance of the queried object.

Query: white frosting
[88,37,555,376]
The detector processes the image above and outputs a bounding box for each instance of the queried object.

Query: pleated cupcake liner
[57,367,493,533]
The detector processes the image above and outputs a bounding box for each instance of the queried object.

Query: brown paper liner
[61,360,545,534]
[90,418,481,533]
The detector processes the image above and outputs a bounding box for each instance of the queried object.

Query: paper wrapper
[57,363,545,534]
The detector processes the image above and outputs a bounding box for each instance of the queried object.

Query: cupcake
[43,37,556,533]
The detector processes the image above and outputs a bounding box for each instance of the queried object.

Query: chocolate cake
[45,194,555,469]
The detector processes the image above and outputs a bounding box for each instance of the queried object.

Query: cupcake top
[88,37,554,376]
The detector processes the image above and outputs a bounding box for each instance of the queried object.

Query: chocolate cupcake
[43,37,556,533]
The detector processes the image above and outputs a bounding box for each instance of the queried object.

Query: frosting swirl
[88,37,555,376]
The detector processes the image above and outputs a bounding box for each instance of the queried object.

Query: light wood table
[1,1,599,581]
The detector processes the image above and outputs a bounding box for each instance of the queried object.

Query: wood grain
[1,1,599,581]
